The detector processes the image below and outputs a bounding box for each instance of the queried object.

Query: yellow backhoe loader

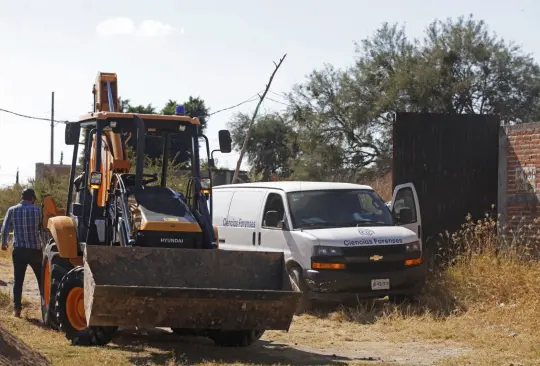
[40,72,300,347]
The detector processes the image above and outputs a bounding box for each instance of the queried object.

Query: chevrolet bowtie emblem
[370,255,383,261]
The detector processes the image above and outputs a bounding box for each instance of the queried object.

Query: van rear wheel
[289,267,313,314]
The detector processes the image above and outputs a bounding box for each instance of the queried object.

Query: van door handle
[258,232,261,245]
[252,232,256,246]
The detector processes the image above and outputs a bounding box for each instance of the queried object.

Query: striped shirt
[1,201,42,249]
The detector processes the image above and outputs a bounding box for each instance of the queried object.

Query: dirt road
[0,256,470,365]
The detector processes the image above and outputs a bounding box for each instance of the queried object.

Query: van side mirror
[65,123,80,145]
[397,207,413,224]
[218,130,232,153]
[264,210,279,227]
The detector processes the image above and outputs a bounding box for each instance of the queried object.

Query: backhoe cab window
[129,132,193,165]
[287,190,393,229]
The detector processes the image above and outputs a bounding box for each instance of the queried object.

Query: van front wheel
[289,267,313,314]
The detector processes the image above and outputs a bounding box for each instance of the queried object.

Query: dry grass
[0,289,10,308]
[0,303,380,366]
[2,229,537,365]
[364,171,392,202]
[271,254,539,365]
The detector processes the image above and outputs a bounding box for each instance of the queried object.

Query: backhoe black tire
[56,266,117,346]
[208,329,264,347]
[289,267,313,314]
[40,243,72,330]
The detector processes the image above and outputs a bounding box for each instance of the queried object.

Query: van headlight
[405,241,421,252]
[312,246,343,256]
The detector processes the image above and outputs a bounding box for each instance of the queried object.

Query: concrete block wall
[498,122,540,230]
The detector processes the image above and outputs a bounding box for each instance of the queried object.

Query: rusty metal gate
[392,112,500,260]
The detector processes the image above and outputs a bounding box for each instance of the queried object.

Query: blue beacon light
[175,105,185,115]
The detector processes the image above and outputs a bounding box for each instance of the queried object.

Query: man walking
[1,188,43,317]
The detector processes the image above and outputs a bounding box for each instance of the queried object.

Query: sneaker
[13,309,21,318]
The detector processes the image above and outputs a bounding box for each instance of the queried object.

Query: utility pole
[50,91,55,164]
[232,53,287,184]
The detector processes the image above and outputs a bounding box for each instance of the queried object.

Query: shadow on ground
[25,317,52,330]
[109,328,355,366]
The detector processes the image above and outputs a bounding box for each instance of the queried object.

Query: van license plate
[371,279,390,290]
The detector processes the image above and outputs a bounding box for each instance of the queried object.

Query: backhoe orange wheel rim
[66,287,86,331]
[43,261,50,307]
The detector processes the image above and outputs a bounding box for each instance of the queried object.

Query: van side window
[393,188,417,222]
[262,193,286,229]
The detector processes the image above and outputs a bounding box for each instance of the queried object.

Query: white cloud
[96,18,179,38]
[96,17,136,36]
[137,20,177,37]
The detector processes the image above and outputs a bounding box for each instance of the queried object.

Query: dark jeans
[12,247,43,311]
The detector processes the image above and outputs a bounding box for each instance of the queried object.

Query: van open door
[390,183,422,248]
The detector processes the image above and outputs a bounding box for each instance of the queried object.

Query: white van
[211,181,425,309]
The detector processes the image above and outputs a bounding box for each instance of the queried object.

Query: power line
[208,90,292,117]
[269,90,290,100]
[265,97,291,107]
[208,93,262,116]
[0,89,291,124]
[0,108,69,124]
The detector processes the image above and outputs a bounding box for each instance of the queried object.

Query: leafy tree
[161,97,210,132]
[117,97,156,114]
[161,100,177,115]
[287,64,385,174]
[118,97,131,113]
[286,14,540,180]
[229,112,298,181]
[416,15,540,123]
[126,104,157,114]
[114,96,211,165]
[160,97,210,166]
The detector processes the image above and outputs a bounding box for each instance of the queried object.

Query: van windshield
[286,190,393,229]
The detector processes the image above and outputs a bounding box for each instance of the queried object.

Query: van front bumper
[302,264,426,302]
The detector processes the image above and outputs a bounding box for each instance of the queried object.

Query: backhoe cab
[40,72,300,347]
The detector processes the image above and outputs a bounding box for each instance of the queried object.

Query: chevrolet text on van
[211,181,425,311]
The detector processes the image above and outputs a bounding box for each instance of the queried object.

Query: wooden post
[232,54,287,184]
[50,92,55,164]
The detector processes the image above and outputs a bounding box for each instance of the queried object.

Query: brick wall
[498,122,540,231]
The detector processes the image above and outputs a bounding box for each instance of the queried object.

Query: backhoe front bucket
[83,246,301,330]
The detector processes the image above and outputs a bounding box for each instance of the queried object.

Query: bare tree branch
[232,53,287,183]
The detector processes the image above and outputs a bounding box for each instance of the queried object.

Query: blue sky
[0,0,537,186]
